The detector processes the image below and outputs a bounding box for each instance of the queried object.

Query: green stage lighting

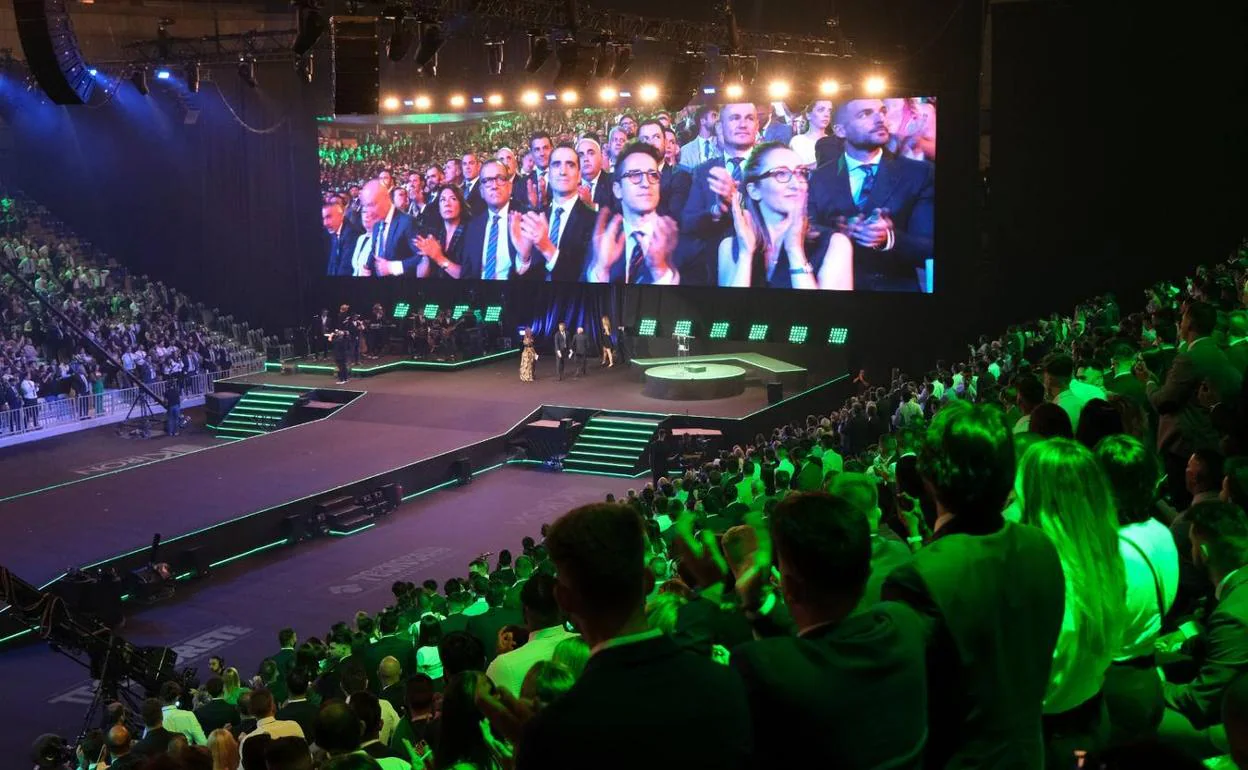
[483,305,503,322]
[747,323,769,342]
[673,319,692,336]
[452,304,470,320]
[422,303,440,320]
[638,318,658,337]
[788,325,809,344]
[393,302,410,319]
[828,327,849,345]
[709,321,730,340]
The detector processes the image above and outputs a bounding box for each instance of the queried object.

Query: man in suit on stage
[576,137,615,212]
[571,326,590,377]
[458,160,538,281]
[359,179,425,277]
[807,98,935,292]
[679,105,720,170]
[516,144,598,283]
[323,200,361,276]
[310,309,334,360]
[553,321,571,381]
[638,119,692,218]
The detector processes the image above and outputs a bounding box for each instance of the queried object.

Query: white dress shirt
[486,625,578,696]
[480,204,513,280]
[351,231,373,276]
[540,195,578,273]
[1115,519,1179,661]
[239,715,304,752]
[621,216,679,285]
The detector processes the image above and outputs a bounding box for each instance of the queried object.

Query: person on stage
[519,327,538,382]
[554,321,571,381]
[311,308,333,360]
[599,315,615,368]
[332,329,351,385]
[572,326,590,377]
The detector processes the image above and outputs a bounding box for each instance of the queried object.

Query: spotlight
[598,85,618,103]
[414,21,444,69]
[186,63,200,93]
[485,39,505,75]
[638,83,659,103]
[292,0,328,57]
[524,31,551,73]
[449,94,466,108]
[487,93,503,107]
[387,17,414,62]
[863,75,887,95]
[724,83,743,99]
[131,68,149,95]
[237,58,257,88]
[383,96,400,110]
[661,50,707,111]
[767,80,791,99]
[554,39,590,91]
[610,44,632,79]
[819,79,839,96]
[414,95,431,109]
[559,89,578,104]
[155,69,171,80]
[295,54,314,84]
[88,68,98,76]
[520,89,541,107]
[592,38,614,78]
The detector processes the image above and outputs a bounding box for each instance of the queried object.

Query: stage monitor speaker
[13,0,95,105]
[330,16,379,115]
[380,482,402,510]
[766,382,784,404]
[451,457,472,485]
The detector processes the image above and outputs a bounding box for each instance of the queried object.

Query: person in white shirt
[1043,352,1106,432]
[788,100,833,168]
[238,688,304,752]
[157,682,207,745]
[486,574,578,696]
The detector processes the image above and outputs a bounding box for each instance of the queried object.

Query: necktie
[728,157,744,185]
[484,214,499,280]
[704,139,713,162]
[627,232,647,284]
[373,220,388,258]
[855,164,878,209]
[548,207,564,248]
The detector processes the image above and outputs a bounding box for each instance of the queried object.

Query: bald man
[358,179,425,277]
[378,656,405,716]
[105,725,142,770]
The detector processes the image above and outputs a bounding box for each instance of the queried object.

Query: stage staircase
[563,413,662,476]
[212,388,305,440]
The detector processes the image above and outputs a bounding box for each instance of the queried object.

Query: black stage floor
[0,358,774,589]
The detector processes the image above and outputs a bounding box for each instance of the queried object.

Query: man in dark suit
[359,179,424,277]
[366,610,414,691]
[516,144,597,284]
[808,98,935,293]
[134,697,183,759]
[323,200,361,276]
[461,152,485,216]
[274,628,297,680]
[377,656,407,716]
[456,160,538,281]
[553,322,570,381]
[276,670,318,741]
[571,326,590,377]
[731,492,927,769]
[1105,339,1150,413]
[576,137,615,212]
[467,581,524,660]
[883,404,1065,769]
[679,103,760,286]
[194,677,240,735]
[638,120,692,218]
[584,144,682,284]
[513,130,554,211]
[1164,501,1248,732]
[103,726,143,770]
[503,503,751,770]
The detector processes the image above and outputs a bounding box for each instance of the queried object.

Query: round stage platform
[643,363,748,400]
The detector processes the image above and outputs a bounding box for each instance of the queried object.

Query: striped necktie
[855,164,878,209]
[627,232,647,284]
[548,206,564,248]
[484,214,499,279]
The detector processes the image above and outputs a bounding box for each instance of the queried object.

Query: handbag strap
[1121,533,1166,617]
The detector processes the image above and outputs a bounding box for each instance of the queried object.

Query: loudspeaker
[14,0,95,105]
[380,482,402,510]
[451,457,472,485]
[766,382,784,404]
[330,16,379,115]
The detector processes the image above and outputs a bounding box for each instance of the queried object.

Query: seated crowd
[0,192,261,432]
[68,241,1248,770]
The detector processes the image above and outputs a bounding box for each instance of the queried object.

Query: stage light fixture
[186,63,201,93]
[673,320,693,337]
[483,305,503,322]
[383,96,400,110]
[709,321,730,340]
[521,89,541,107]
[598,86,618,103]
[559,89,578,104]
[471,96,484,105]
[295,54,314,84]
[638,83,659,103]
[524,32,552,73]
[422,303,440,320]
[747,323,769,342]
[724,83,744,99]
[155,69,171,80]
[131,68,149,95]
[451,304,470,320]
[393,302,411,319]
[819,79,839,96]
[403,99,414,106]
[238,58,258,88]
[449,94,466,108]
[292,1,328,56]
[414,21,444,69]
[863,75,887,95]
[611,44,633,79]
[787,325,809,344]
[486,40,505,75]
[421,55,439,77]
[414,95,431,110]
[592,39,614,78]
[767,80,791,99]
[637,318,658,337]
[662,50,708,111]
[544,93,557,101]
[554,39,591,92]
[487,93,503,107]
[388,17,414,62]
[827,327,849,345]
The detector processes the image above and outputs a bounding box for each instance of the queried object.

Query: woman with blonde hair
[222,667,249,706]
[599,315,615,368]
[1017,438,1128,764]
[207,728,239,770]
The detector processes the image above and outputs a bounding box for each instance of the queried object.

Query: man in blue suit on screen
[360,179,425,277]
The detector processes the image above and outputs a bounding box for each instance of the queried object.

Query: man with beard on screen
[808,98,934,293]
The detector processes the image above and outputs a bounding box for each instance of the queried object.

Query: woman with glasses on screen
[413,185,468,279]
[719,142,853,290]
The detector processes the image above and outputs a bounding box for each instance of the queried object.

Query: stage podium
[673,333,695,369]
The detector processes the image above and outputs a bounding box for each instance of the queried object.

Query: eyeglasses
[480,176,508,186]
[619,169,661,186]
[752,167,811,184]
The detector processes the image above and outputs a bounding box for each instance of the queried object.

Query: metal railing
[0,363,265,439]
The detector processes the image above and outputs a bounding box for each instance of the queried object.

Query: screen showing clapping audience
[319,97,937,292]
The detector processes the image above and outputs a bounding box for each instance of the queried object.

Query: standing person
[164,376,182,437]
[571,326,590,378]
[92,367,105,416]
[648,428,671,486]
[332,330,351,385]
[553,322,570,381]
[462,152,484,215]
[599,315,615,368]
[519,328,538,383]
[19,369,38,428]
[311,309,333,360]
